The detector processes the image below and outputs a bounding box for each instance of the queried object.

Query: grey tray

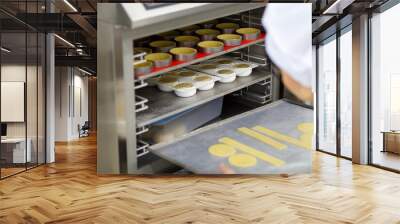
[136,67,269,127]
[151,100,313,174]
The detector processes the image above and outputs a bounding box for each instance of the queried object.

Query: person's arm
[262,4,313,103]
[281,70,313,103]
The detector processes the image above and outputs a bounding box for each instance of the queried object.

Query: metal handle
[136,126,149,135]
[135,95,149,113]
[137,140,150,157]
[134,79,148,90]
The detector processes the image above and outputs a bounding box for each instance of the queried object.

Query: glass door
[0,1,47,179]
[1,30,28,178]
[317,35,337,155]
[370,3,400,171]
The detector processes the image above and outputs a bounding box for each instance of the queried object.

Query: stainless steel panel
[323,0,355,14]
[97,3,270,174]
[119,3,265,40]
[247,79,272,95]
[97,19,137,174]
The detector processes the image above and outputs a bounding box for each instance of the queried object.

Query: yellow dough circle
[300,134,313,142]
[300,134,313,149]
[297,122,314,134]
[208,144,236,157]
[228,154,257,168]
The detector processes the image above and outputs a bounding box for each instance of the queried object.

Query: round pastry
[216,59,234,65]
[209,144,236,157]
[216,34,242,46]
[149,40,176,53]
[216,69,236,83]
[174,35,200,48]
[134,60,153,76]
[176,70,197,81]
[217,69,235,75]
[158,76,178,84]
[175,82,193,89]
[178,70,196,77]
[174,82,197,97]
[236,28,261,40]
[194,75,212,82]
[179,25,201,35]
[197,41,224,54]
[194,75,215,91]
[216,23,240,34]
[233,63,252,77]
[157,76,178,92]
[133,47,152,55]
[145,53,172,67]
[195,29,221,41]
[228,153,257,167]
[199,64,218,70]
[158,30,180,40]
[199,19,218,28]
[169,47,197,61]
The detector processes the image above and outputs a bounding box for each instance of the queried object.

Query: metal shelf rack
[136,67,269,127]
[98,3,268,174]
[135,34,265,80]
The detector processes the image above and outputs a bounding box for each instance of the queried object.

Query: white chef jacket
[262,3,313,90]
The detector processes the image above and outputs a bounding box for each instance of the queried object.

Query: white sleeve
[262,3,313,89]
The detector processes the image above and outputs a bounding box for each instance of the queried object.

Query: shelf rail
[137,140,150,157]
[134,79,148,89]
[136,125,149,135]
[135,95,149,113]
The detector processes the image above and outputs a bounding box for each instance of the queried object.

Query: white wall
[1,82,25,122]
[72,73,89,138]
[1,65,35,138]
[1,65,26,131]
[55,67,70,141]
[54,67,89,141]
[1,63,47,164]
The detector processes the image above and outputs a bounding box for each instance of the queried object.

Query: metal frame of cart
[97,3,270,174]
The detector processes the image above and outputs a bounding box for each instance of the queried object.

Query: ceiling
[0,0,98,74]
[311,0,391,43]
[0,0,396,74]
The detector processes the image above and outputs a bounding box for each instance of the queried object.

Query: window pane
[340,29,352,158]
[1,30,28,177]
[371,4,400,171]
[26,31,38,169]
[318,37,337,154]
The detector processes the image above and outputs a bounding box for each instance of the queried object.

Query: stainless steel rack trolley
[97,3,292,174]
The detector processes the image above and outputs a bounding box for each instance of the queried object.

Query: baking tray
[136,67,268,127]
[150,100,313,174]
[135,33,266,80]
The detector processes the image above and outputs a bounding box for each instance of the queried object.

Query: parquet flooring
[1,134,400,224]
[0,167,26,178]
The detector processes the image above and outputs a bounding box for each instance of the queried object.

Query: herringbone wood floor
[1,134,400,224]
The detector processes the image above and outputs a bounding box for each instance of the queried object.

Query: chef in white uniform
[219,4,314,174]
[263,3,313,103]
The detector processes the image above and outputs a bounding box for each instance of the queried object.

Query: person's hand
[218,163,235,174]
[281,69,313,104]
